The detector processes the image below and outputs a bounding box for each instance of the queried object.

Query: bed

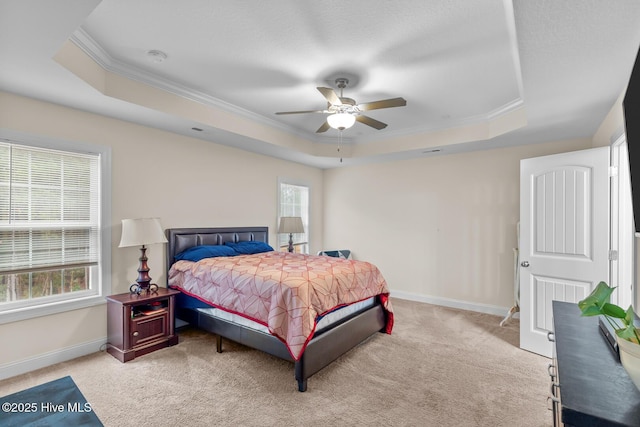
[165,226,393,392]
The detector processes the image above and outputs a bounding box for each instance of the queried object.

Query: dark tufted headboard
[165,226,269,272]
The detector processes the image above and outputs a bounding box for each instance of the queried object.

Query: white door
[520,147,609,357]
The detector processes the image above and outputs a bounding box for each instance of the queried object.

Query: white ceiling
[1,0,640,168]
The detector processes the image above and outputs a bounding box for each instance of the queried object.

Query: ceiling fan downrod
[335,78,349,98]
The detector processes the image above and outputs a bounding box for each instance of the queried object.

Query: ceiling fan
[275,78,407,133]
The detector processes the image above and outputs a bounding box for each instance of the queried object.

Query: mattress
[196,297,375,335]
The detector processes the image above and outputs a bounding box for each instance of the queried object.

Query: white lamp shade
[327,113,356,130]
[119,218,168,248]
[278,216,305,234]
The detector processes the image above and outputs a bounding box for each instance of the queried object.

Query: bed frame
[165,226,387,392]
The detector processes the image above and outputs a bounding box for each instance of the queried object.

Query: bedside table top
[106,287,180,304]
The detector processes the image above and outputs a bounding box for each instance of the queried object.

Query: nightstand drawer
[131,311,168,346]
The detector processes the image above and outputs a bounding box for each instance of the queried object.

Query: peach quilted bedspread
[168,251,393,360]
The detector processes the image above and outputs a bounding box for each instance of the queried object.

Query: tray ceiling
[1,0,640,168]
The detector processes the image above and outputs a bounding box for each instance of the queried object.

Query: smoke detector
[146,50,167,64]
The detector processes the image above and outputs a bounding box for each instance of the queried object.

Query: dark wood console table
[552,301,640,426]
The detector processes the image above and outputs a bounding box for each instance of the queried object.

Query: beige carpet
[0,299,551,426]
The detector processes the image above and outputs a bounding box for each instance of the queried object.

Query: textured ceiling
[1,1,640,168]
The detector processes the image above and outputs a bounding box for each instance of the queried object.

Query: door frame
[610,134,636,308]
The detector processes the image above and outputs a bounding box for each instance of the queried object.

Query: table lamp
[278,216,304,253]
[119,217,168,294]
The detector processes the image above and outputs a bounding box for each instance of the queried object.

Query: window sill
[0,295,107,325]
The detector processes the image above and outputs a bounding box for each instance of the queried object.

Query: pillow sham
[225,240,274,255]
[174,245,237,262]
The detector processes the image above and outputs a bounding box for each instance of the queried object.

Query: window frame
[277,177,310,254]
[0,129,111,324]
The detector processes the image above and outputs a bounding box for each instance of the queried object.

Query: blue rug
[0,376,102,426]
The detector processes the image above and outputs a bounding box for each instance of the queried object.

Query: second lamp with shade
[278,216,305,253]
[119,217,168,294]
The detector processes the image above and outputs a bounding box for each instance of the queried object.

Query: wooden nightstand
[106,288,180,362]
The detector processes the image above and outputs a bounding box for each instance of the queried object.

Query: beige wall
[0,91,323,370]
[592,91,626,147]
[0,87,626,376]
[322,139,592,311]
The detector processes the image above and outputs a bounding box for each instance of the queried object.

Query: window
[0,134,111,323]
[278,179,309,253]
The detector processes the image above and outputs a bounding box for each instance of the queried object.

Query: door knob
[521,261,530,267]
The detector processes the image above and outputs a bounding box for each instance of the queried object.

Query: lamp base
[288,233,294,253]
[130,283,158,295]
[129,245,159,294]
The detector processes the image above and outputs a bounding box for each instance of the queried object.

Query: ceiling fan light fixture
[327,113,356,130]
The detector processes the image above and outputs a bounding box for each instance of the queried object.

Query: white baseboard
[390,289,515,318]
[0,337,107,381]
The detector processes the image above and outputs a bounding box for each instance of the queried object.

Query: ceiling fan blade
[316,121,331,133]
[275,109,327,115]
[317,87,343,106]
[357,97,407,111]
[356,115,388,130]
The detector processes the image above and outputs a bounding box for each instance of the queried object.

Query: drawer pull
[550,382,560,397]
[133,331,139,337]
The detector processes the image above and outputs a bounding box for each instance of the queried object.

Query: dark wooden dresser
[551,301,640,426]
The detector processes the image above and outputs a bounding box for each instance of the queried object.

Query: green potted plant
[578,281,640,390]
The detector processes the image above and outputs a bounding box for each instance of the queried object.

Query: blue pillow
[225,240,274,255]
[174,245,237,262]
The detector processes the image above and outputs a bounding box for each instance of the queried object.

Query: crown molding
[351,97,525,145]
[70,28,324,143]
[70,28,524,148]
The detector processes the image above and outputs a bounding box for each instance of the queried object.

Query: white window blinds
[0,142,101,274]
